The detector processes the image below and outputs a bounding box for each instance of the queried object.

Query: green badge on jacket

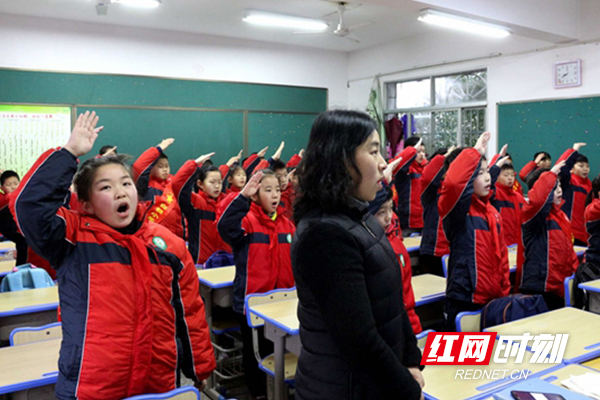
[152,236,167,251]
[399,254,405,267]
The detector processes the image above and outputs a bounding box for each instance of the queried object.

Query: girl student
[172,151,243,265]
[217,169,295,398]
[10,111,215,400]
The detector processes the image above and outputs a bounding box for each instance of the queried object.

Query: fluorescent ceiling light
[112,0,161,9]
[418,9,510,38]
[243,11,328,31]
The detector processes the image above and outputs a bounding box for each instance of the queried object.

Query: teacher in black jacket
[292,110,425,400]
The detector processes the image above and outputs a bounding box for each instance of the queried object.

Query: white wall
[0,13,349,109]
[348,32,600,154]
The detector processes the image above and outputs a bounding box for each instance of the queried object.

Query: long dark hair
[293,110,377,224]
[586,177,600,207]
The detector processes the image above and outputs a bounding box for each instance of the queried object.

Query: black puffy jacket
[291,200,423,400]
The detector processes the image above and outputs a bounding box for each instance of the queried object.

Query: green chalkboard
[0,68,327,170]
[498,96,600,191]
[247,112,317,162]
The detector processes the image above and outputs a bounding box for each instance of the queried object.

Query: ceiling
[0,0,594,52]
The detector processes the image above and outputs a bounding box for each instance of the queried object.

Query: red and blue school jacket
[419,154,449,257]
[519,161,538,184]
[439,148,511,304]
[133,146,185,238]
[217,194,295,314]
[393,147,425,229]
[11,148,216,400]
[520,171,579,297]
[172,159,231,265]
[585,198,600,266]
[387,213,422,334]
[492,182,526,246]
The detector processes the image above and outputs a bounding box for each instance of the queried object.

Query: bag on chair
[481,294,548,330]
[0,263,55,292]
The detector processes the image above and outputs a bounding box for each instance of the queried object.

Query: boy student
[10,111,215,399]
[519,151,552,184]
[133,138,185,238]
[217,170,295,398]
[419,146,455,276]
[438,132,510,331]
[0,171,29,265]
[394,135,427,236]
[272,149,303,220]
[519,158,579,310]
[490,145,526,246]
[563,147,592,245]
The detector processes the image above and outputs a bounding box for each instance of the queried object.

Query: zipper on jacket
[362,220,377,239]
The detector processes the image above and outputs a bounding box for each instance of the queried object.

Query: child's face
[151,158,170,181]
[274,168,289,191]
[352,130,386,202]
[553,181,563,205]
[572,162,590,179]
[83,164,138,229]
[1,177,19,194]
[538,158,552,169]
[374,198,394,231]
[229,168,246,189]
[253,176,281,215]
[473,159,491,197]
[199,171,222,199]
[497,169,515,188]
[415,145,426,164]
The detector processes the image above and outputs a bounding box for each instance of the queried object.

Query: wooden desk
[0,338,60,395]
[578,279,600,314]
[574,246,587,257]
[484,308,600,364]
[413,274,446,306]
[0,286,59,318]
[423,342,556,400]
[0,241,15,251]
[583,355,600,370]
[247,298,299,400]
[0,259,16,277]
[404,236,422,253]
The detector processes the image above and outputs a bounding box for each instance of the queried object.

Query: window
[385,70,487,155]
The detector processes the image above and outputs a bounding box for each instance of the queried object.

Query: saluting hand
[64,111,103,157]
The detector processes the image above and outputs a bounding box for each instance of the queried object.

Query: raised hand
[496,156,511,168]
[64,111,103,157]
[226,149,243,167]
[534,153,546,165]
[415,137,423,149]
[474,131,491,156]
[195,152,215,165]
[573,142,587,152]
[383,157,402,184]
[103,146,117,157]
[551,160,566,175]
[444,145,456,157]
[158,138,175,151]
[272,141,285,160]
[299,149,305,158]
[257,146,269,158]
[241,171,263,198]
[499,144,508,158]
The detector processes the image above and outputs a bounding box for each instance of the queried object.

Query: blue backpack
[0,263,55,292]
[202,251,234,269]
[481,294,548,330]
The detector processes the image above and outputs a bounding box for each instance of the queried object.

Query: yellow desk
[484,308,600,364]
[0,338,60,395]
[404,236,422,252]
[0,259,16,277]
[0,286,59,317]
[578,278,600,314]
[0,241,15,251]
[507,246,586,274]
[583,355,600,370]
[413,274,446,306]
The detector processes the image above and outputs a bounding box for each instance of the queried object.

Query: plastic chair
[9,322,62,346]
[441,255,449,278]
[564,275,575,307]
[245,288,298,384]
[455,310,482,332]
[409,233,421,238]
[416,329,435,349]
[122,386,200,400]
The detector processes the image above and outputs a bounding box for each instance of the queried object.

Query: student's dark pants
[444,297,484,332]
[236,312,274,397]
[520,289,565,310]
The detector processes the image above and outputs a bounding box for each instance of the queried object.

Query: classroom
[2,1,600,400]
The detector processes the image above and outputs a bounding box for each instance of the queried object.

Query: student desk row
[245,273,447,400]
[506,245,587,274]
[0,241,15,252]
[0,259,16,278]
[578,278,600,314]
[0,286,59,341]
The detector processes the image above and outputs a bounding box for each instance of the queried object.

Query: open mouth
[117,202,130,217]
[271,201,279,209]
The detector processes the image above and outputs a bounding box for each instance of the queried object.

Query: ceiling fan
[294,2,373,43]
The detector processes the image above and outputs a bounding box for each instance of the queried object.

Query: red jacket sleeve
[585,198,600,224]
[438,148,481,226]
[420,155,445,196]
[176,247,217,380]
[287,154,302,168]
[219,164,230,179]
[489,154,500,166]
[519,161,537,182]
[255,159,270,171]
[172,160,201,215]
[0,193,8,210]
[522,172,556,224]
[391,146,417,177]
[133,146,161,182]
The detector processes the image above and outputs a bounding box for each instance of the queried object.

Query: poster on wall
[0,105,72,177]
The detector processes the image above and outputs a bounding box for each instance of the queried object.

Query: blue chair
[416,329,435,349]
[441,255,449,278]
[10,322,62,346]
[0,263,55,292]
[564,274,575,307]
[122,386,200,400]
[455,310,483,332]
[245,288,298,385]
